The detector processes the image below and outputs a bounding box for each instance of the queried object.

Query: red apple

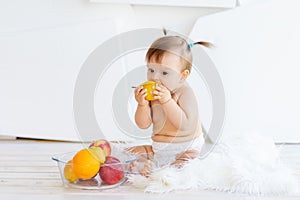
[89,139,111,157]
[99,156,124,185]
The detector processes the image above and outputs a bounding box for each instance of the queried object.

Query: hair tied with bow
[188,43,194,49]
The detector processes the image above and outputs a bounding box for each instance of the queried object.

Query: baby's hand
[134,86,149,106]
[153,83,171,104]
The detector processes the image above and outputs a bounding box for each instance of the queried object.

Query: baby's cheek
[162,77,180,91]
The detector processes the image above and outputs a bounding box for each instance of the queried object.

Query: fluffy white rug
[127,133,299,195]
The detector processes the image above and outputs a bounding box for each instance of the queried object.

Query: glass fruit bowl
[52,146,136,190]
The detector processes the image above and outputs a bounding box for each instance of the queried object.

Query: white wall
[2,0,299,143]
[0,0,224,141]
[190,0,300,143]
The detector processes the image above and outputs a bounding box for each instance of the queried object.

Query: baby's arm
[134,86,152,128]
[154,85,198,132]
[135,104,152,128]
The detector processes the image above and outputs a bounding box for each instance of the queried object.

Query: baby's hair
[191,41,212,48]
[146,30,213,72]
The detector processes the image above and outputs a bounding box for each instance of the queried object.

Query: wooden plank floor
[0,139,299,200]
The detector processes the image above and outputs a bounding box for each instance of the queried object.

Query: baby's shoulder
[175,85,195,99]
[177,84,194,94]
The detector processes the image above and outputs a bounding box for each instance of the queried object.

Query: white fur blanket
[127,133,299,195]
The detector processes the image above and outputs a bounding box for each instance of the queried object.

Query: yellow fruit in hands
[72,148,105,179]
[63,160,78,183]
[142,81,156,101]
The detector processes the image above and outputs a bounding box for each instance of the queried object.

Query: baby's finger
[153,94,161,100]
[135,86,143,94]
[142,93,147,99]
[134,88,139,95]
[140,89,147,96]
[155,85,161,91]
[152,90,160,95]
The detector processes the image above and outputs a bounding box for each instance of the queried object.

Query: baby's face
[147,52,187,92]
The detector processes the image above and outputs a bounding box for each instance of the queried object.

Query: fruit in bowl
[53,138,136,189]
[99,156,125,185]
[63,160,78,183]
[89,139,112,157]
[72,147,106,179]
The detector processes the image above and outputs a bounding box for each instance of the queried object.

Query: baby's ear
[181,69,190,79]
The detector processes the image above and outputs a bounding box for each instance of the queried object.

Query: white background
[190,0,300,142]
[0,0,221,141]
[1,0,299,143]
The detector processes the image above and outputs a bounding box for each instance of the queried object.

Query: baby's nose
[152,73,160,81]
[153,78,160,82]
[148,71,160,82]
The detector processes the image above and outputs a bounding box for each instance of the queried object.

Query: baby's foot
[129,161,139,173]
[129,160,152,177]
[139,159,153,177]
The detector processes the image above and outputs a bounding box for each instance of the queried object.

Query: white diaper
[152,136,205,167]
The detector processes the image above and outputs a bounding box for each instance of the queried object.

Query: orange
[72,148,105,179]
[63,160,78,182]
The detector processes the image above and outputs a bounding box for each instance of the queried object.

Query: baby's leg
[171,150,200,168]
[125,145,154,176]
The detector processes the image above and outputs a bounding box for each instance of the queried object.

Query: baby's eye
[162,71,168,75]
[148,68,154,73]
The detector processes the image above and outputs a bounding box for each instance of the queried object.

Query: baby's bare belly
[152,129,202,143]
